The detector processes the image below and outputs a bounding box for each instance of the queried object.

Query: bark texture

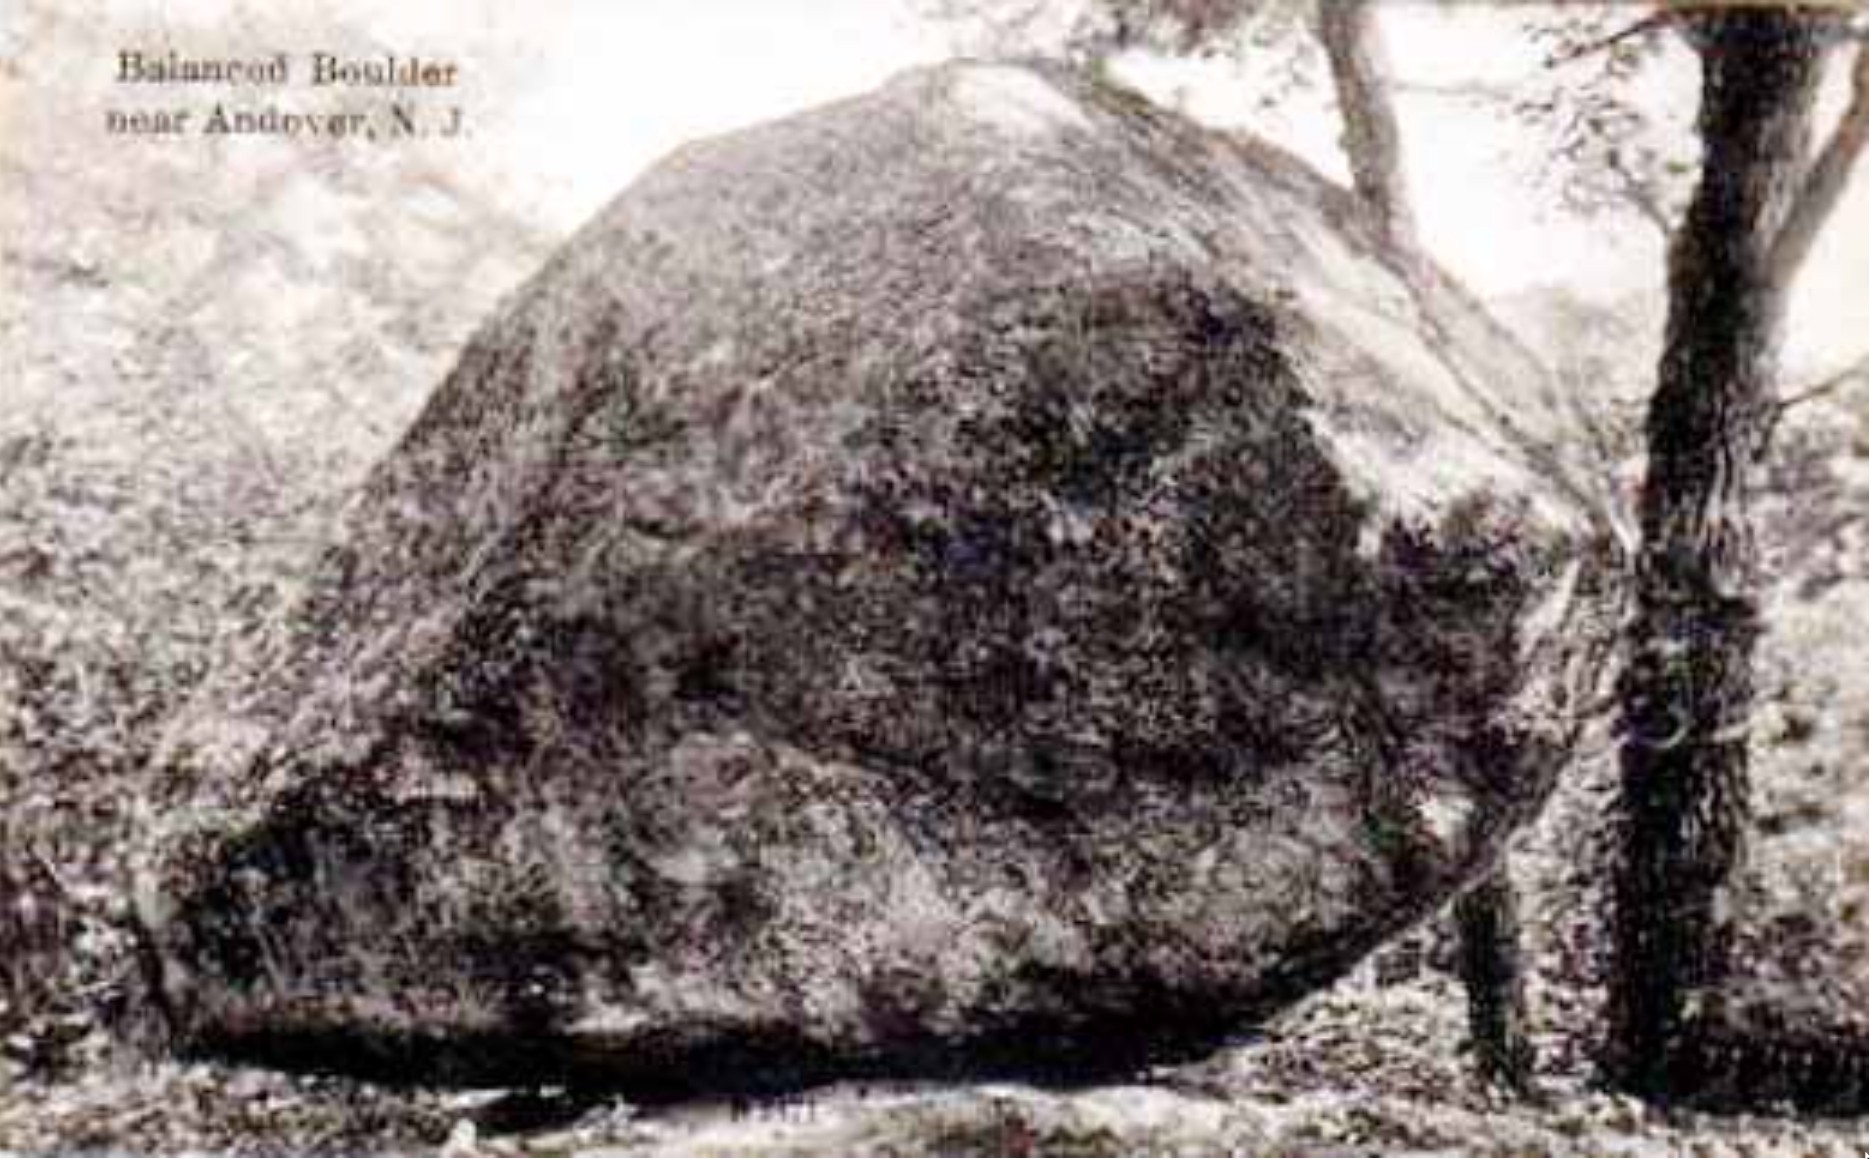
[1453,864,1534,1093]
[1315,0,1415,245]
[1769,39,1868,298]
[1607,10,1861,1112]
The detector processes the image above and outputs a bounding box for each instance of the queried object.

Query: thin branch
[1391,78,1521,103]
[1606,147,1676,240]
[1760,353,1867,448]
[1544,12,1676,69]
[1781,353,1868,409]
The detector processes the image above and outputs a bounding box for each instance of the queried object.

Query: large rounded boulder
[134,62,1617,1093]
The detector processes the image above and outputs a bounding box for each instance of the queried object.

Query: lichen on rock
[134,61,1619,1094]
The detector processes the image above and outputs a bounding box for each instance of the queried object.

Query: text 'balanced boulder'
[136,62,1617,1093]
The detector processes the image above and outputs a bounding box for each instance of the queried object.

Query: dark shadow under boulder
[133,61,1618,1094]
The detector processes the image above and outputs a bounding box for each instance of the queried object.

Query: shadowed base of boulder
[179,1003,1268,1101]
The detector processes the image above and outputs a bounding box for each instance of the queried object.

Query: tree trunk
[1769,40,1867,298]
[1315,0,1415,246]
[1318,4,1558,1090]
[1606,9,1826,1105]
[1453,863,1535,1094]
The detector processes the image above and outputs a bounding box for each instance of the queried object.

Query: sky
[409,0,1862,371]
[30,0,1870,369]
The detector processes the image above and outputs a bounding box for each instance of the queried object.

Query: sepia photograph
[1,1,1865,1154]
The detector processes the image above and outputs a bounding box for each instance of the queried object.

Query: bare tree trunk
[1316,3,1549,1093]
[1315,0,1415,246]
[1453,864,1535,1093]
[1606,9,1828,1107]
[1769,40,1868,298]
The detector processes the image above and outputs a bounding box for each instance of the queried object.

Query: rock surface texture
[136,62,1616,1093]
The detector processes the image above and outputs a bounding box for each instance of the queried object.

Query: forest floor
[1,965,1865,1156]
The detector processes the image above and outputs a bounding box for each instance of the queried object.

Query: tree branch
[1769,40,1868,297]
[1772,351,1862,414]
[1606,147,1676,240]
[1761,352,1868,446]
[1783,352,1868,407]
[1544,11,1676,69]
[1391,78,1520,104]
[1315,0,1415,246]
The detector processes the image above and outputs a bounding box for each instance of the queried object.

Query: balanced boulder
[135,61,1616,1093]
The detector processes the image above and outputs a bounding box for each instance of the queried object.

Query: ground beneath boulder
[3,966,1862,1157]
